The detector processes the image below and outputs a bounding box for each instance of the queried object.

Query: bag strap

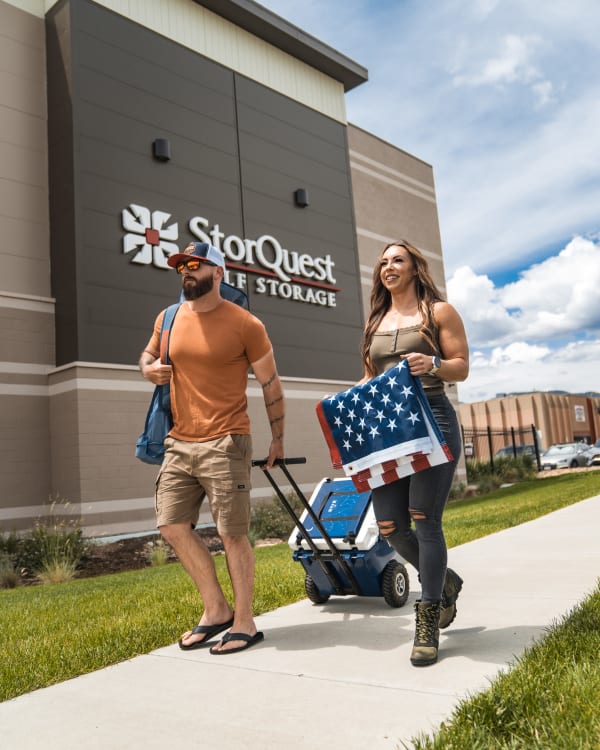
[159,303,181,365]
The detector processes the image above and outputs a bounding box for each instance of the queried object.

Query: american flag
[316,361,453,491]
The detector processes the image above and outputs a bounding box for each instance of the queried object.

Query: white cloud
[452,33,545,88]
[457,339,600,403]
[447,252,600,403]
[447,266,517,344]
[500,237,600,340]
[448,236,600,400]
[532,80,555,108]
[488,341,551,366]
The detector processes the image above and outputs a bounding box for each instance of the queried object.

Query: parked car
[541,443,592,470]
[495,444,537,459]
[586,438,600,466]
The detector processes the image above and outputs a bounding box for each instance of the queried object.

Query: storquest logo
[122,203,179,269]
[120,202,340,308]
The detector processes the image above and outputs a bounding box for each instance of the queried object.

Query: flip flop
[178,617,234,651]
[209,631,264,655]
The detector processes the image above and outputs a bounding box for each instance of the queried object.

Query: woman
[361,240,469,666]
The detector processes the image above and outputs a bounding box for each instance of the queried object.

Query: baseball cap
[167,242,226,270]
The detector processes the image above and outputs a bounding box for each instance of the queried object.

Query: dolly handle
[252,457,306,468]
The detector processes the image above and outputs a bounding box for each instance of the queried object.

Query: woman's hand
[404,352,435,377]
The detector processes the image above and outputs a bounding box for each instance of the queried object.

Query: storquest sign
[122,203,340,308]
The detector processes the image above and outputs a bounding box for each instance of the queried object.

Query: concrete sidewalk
[2,495,600,750]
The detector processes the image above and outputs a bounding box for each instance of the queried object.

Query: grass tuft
[0,552,20,589]
[36,558,78,584]
[145,538,170,567]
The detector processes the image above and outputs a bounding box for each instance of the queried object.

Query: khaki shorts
[155,434,252,535]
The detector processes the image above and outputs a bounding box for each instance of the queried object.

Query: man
[139,241,285,654]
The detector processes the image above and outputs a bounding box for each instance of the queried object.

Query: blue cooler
[287,476,410,607]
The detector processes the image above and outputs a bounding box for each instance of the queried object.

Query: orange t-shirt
[145,300,272,441]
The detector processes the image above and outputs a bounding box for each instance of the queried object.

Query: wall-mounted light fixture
[294,188,309,208]
[152,138,171,162]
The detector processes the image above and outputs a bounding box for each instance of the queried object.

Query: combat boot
[439,568,463,629]
[410,600,441,667]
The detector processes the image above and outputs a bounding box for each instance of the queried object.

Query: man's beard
[182,274,215,300]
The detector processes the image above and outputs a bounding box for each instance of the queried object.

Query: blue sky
[257,0,600,403]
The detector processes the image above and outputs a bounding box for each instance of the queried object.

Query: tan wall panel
[0,14,46,90]
[0,101,47,155]
[77,389,161,503]
[0,394,51,518]
[352,173,441,254]
[0,212,50,265]
[0,0,50,299]
[0,306,55,364]
[348,126,436,187]
[0,178,48,226]
[0,71,45,120]
[48,390,82,504]
[0,253,53,300]
[0,137,47,189]
[0,1,45,23]
[348,124,446,326]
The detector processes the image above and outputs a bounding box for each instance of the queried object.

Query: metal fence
[461,423,542,472]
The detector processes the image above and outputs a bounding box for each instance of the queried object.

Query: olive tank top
[369,324,445,396]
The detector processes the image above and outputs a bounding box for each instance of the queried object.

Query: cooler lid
[303,478,372,540]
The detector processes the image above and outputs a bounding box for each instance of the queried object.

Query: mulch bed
[76,527,224,579]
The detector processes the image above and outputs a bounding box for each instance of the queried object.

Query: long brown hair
[361,240,446,377]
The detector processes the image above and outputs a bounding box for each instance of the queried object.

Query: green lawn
[0,544,305,702]
[2,469,600,744]
[412,583,600,749]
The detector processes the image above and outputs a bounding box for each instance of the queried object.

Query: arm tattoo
[261,372,277,389]
[265,395,284,408]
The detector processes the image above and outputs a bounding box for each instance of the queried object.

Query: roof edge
[194,0,368,91]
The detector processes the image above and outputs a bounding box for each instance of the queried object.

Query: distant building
[459,392,600,461]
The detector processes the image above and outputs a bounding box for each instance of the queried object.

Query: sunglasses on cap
[175,258,216,274]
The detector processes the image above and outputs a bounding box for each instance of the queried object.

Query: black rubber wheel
[569,460,578,468]
[381,560,410,607]
[305,574,330,604]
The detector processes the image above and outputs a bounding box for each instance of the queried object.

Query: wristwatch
[428,355,441,375]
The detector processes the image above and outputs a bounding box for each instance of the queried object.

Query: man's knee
[409,507,428,521]
[158,522,191,546]
[220,532,250,550]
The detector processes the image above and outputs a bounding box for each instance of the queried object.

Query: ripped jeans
[371,394,461,602]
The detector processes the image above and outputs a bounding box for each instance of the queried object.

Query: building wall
[348,125,444,318]
[1,0,458,536]
[0,0,54,531]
